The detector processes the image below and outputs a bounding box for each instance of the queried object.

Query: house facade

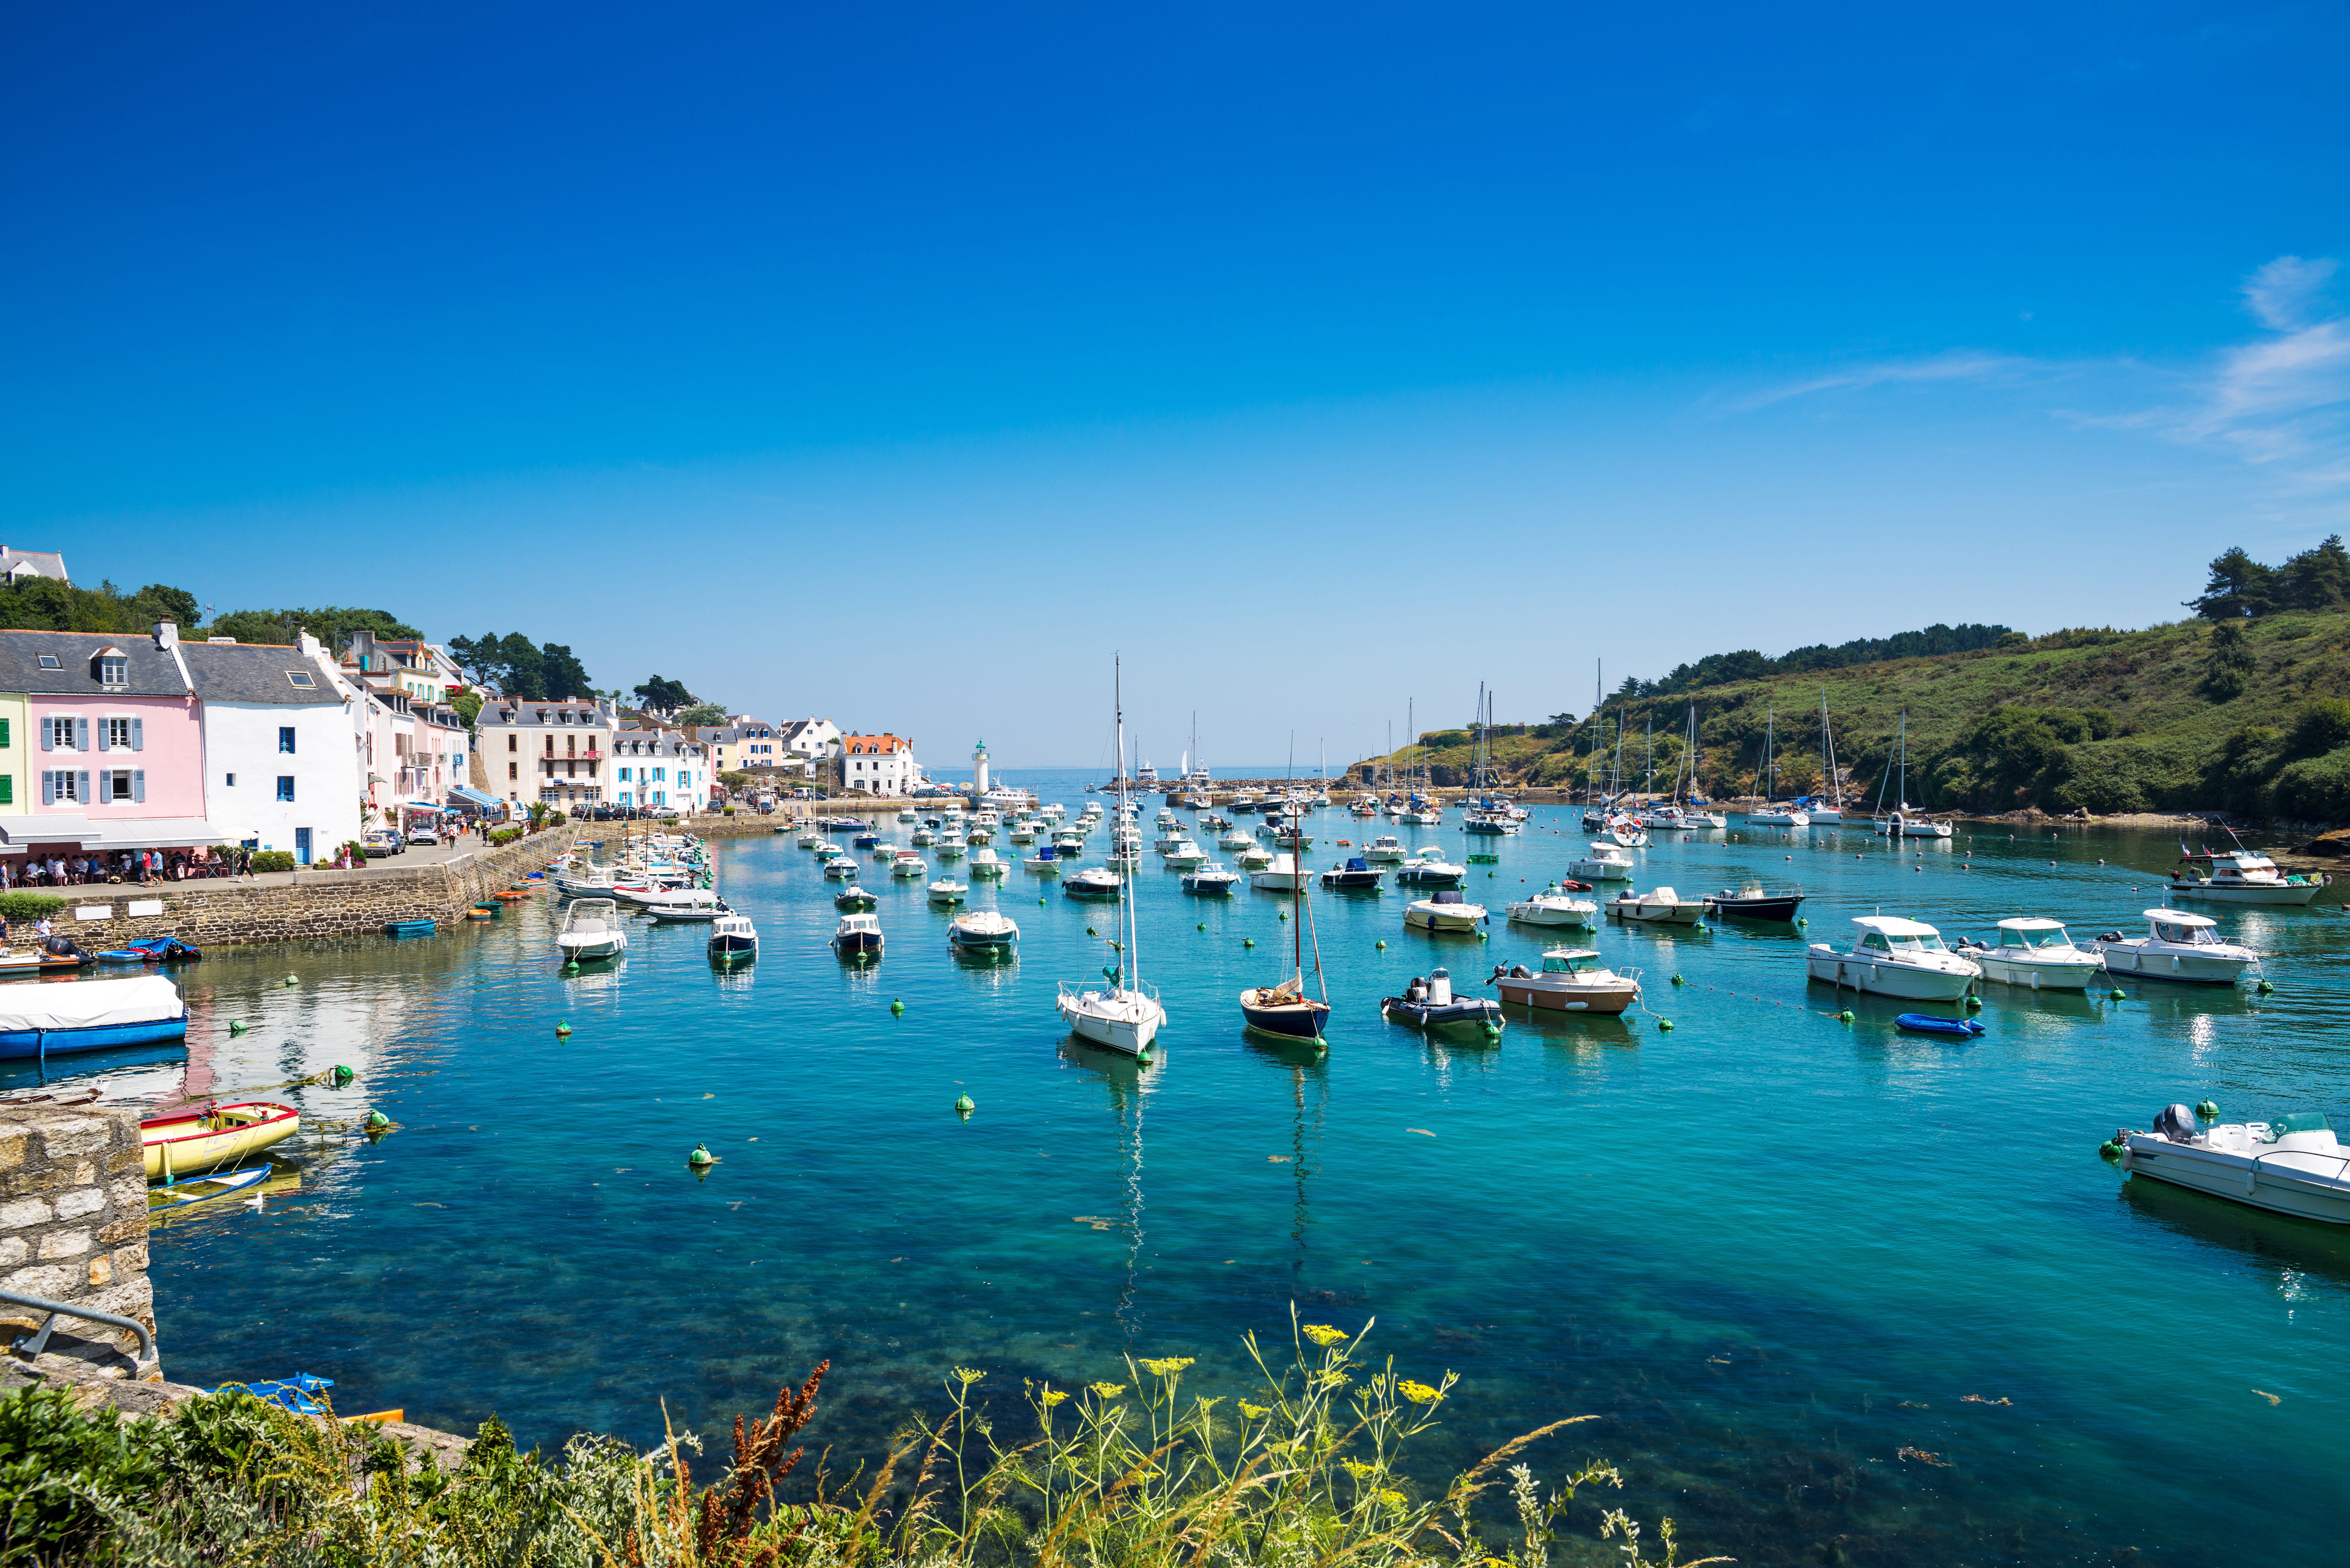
[611,729,711,814]
[182,638,362,865]
[0,624,210,859]
[476,696,616,810]
[779,717,841,763]
[344,630,461,706]
[837,733,919,796]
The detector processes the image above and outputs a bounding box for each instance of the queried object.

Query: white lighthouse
[972,738,990,795]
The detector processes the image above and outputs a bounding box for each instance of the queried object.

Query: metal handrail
[0,1286,159,1369]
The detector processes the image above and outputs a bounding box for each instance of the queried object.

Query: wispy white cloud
[1726,255,2350,489]
[1718,351,2042,412]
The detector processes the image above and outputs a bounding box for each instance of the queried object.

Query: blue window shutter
[132,769,145,803]
[75,717,89,751]
[77,770,89,801]
[41,772,51,804]
[98,770,112,803]
[39,720,51,753]
[131,719,143,752]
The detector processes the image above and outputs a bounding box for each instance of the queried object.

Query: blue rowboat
[1896,1013,1985,1038]
[383,919,436,937]
[0,975,188,1061]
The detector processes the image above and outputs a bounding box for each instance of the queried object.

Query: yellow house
[0,693,23,815]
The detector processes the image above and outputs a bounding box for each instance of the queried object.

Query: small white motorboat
[558,898,627,963]
[1745,806,1812,828]
[1361,835,1406,863]
[948,909,1020,951]
[796,828,825,848]
[1218,828,1255,851]
[1806,915,1980,1000]
[1491,948,1640,1014]
[1607,825,1652,848]
[1568,843,1636,881]
[2086,910,2263,985]
[1394,854,1467,888]
[967,848,1008,879]
[1183,862,1241,894]
[1024,847,1064,874]
[1403,889,1486,932]
[1875,811,1953,839]
[708,913,758,961]
[831,912,883,957]
[911,826,938,846]
[1378,966,1502,1031]
[1507,882,1597,927]
[1953,918,2106,990]
[928,879,969,904]
[1235,844,1274,870]
[1606,886,1706,926]
[824,856,861,880]
[2121,1105,2350,1223]
[1009,822,1038,844]
[1250,852,1309,891]
[892,852,929,879]
[2167,847,2329,905]
[1162,838,1207,868]
[1063,866,1125,898]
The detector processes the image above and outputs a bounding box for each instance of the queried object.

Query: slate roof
[0,628,188,698]
[180,641,344,705]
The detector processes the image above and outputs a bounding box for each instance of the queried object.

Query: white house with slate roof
[182,636,363,865]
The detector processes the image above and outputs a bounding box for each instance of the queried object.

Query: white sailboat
[1872,711,1953,838]
[1056,658,1167,1058]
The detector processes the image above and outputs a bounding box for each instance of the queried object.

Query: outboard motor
[2153,1104,2201,1142]
[1407,977,1427,1002]
[1428,969,1453,1005]
[1510,964,1532,979]
[42,936,86,960]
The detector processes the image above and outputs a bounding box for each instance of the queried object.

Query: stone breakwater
[0,1105,154,1381]
[48,826,579,951]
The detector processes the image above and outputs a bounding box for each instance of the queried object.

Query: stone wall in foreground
[0,1105,155,1381]
[50,826,580,950]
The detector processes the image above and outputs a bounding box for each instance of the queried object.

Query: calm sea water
[33,778,2349,1565]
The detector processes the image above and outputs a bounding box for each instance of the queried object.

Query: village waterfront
[38,779,2349,1564]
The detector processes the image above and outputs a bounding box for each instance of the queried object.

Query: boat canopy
[1852,915,1941,937]
[0,975,183,1031]
[2144,909,2216,927]
[1997,917,2067,931]
[1431,890,1466,904]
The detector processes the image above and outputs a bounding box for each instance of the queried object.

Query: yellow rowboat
[142,1100,299,1182]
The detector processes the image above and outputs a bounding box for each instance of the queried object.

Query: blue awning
[450,786,501,810]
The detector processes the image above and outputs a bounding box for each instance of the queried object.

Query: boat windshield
[1867,933,1942,955]
[2002,925,2072,949]
[2154,922,2222,945]
[1541,953,1598,974]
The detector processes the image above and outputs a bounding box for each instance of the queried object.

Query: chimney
[298,632,323,658]
[153,621,179,649]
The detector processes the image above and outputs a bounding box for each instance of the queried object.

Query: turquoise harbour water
[32,783,2350,1564]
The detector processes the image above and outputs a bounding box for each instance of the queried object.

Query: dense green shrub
[2290,698,2350,757]
[489,826,522,846]
[2267,747,2350,822]
[0,1319,1721,1568]
[248,851,295,873]
[0,894,65,923]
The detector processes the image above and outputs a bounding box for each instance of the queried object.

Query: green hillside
[1354,611,2350,823]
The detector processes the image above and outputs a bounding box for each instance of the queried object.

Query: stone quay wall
[48,826,581,951]
[0,1105,155,1381]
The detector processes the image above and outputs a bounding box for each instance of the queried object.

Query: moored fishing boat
[1805,915,1978,1000]
[142,1099,297,1181]
[1607,886,1706,925]
[1394,854,1466,888]
[1381,966,1503,1031]
[832,912,884,957]
[557,899,627,963]
[1063,865,1124,898]
[1492,948,1640,1014]
[1705,881,1806,922]
[1319,855,1382,890]
[1507,882,1597,927]
[2120,1105,2350,1224]
[967,847,1008,879]
[1568,843,1636,881]
[1403,890,1486,932]
[2166,845,2329,905]
[1953,918,2105,990]
[948,910,1019,952]
[2085,910,2262,985]
[834,884,878,911]
[928,879,969,905]
[0,974,185,1060]
[1183,861,1240,894]
[1250,852,1309,891]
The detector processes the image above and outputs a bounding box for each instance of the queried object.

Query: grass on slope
[1352,614,2350,821]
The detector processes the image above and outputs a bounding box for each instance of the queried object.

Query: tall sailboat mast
[1117,657,1137,991]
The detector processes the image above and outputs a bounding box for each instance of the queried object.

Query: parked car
[406,826,440,845]
[362,829,404,858]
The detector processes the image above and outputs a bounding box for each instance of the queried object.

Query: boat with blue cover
[0,975,187,1060]
[383,918,435,936]
[1895,1013,1985,1037]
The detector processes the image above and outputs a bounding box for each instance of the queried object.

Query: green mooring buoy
[555,1022,572,1036]
[1657,1018,1674,1032]
[890,998,905,1016]
[955,1094,975,1115]
[228,1020,248,1036]
[331,1064,353,1085]
[2109,987,2127,1000]
[1964,994,1982,1011]
[1670,973,1684,986]
[1375,939,1386,950]
[1243,937,1255,948]
[364,1110,390,1131]
[1838,1009,1855,1023]
[688,1143,714,1167]
[2196,1099,2220,1120]
[283,974,299,987]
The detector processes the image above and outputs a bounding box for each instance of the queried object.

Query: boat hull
[1608,898,1704,925]
[0,1018,188,1060]
[143,1101,298,1180]
[1058,991,1163,1056]
[1805,948,1976,1000]
[2124,1136,2350,1224]
[2095,945,2251,984]
[2163,878,2328,905]
[1507,903,1595,927]
[1404,908,1484,932]
[1380,996,1504,1029]
[1239,990,1330,1038]
[1708,894,1804,922]
[1494,977,1636,1014]
[832,933,883,956]
[1966,952,2104,990]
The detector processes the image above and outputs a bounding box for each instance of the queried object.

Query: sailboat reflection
[1059,1041,1160,1340]
[1243,1035,1329,1283]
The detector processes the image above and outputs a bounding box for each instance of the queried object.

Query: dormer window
[94,649,128,687]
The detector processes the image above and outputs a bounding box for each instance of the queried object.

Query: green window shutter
[0,775,11,804]
[0,717,9,747]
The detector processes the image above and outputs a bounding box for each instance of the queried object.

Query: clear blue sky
[6,3,2345,766]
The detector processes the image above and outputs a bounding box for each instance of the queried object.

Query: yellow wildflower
[1090,1382,1126,1400]
[1377,1489,1409,1511]
[1238,1401,1270,1420]
[1301,1325,1348,1348]
[1040,1389,1070,1408]
[1341,1460,1376,1480]
[1139,1356,1196,1378]
[953,1367,986,1386]
[1397,1380,1443,1406]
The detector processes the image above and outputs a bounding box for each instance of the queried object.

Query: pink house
[2,623,210,860]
